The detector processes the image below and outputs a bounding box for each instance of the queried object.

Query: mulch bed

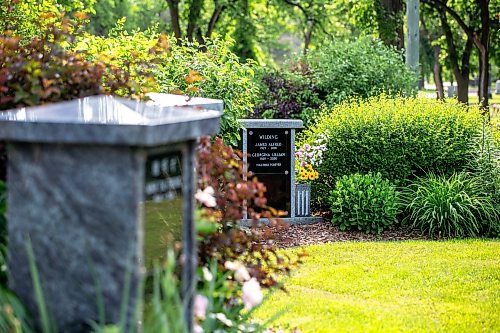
[267,220,429,248]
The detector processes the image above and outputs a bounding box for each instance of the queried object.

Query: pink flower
[224,261,251,282]
[242,278,263,310]
[300,161,307,167]
[193,324,204,333]
[195,186,216,207]
[304,144,311,151]
[234,265,251,282]
[194,294,208,320]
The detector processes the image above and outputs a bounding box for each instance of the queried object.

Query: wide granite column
[0,95,222,331]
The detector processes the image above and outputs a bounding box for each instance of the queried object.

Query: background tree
[422,0,494,110]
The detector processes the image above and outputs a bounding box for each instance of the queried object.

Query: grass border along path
[255,240,499,332]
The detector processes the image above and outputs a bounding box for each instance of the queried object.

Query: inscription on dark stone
[247,128,291,216]
[144,150,183,267]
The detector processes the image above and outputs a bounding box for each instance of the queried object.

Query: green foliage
[328,173,399,234]
[0,20,157,110]
[301,96,483,207]
[306,38,415,104]
[467,126,500,210]
[0,0,95,39]
[0,287,33,333]
[254,38,415,124]
[401,173,498,239]
[77,26,258,145]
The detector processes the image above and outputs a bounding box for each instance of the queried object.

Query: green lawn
[254,240,500,332]
[143,197,183,268]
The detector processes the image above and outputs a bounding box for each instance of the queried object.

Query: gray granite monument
[0,94,222,331]
[239,119,322,225]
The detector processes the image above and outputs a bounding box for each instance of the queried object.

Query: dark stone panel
[7,143,144,331]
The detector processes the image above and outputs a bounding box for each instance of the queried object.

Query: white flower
[202,266,213,282]
[234,265,251,283]
[224,261,239,270]
[193,324,204,333]
[195,186,216,207]
[194,294,208,320]
[215,313,233,327]
[242,278,263,310]
[224,261,251,282]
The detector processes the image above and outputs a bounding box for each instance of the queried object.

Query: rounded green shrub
[328,173,399,234]
[401,173,498,239]
[307,38,416,104]
[300,95,483,207]
[253,38,415,124]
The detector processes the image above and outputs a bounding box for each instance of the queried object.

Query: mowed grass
[254,240,500,332]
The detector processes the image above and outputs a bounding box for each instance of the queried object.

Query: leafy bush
[195,137,303,329]
[401,173,498,238]
[300,96,483,207]
[307,38,415,104]
[252,62,322,126]
[77,25,259,145]
[328,173,399,234]
[253,38,415,124]
[466,128,500,236]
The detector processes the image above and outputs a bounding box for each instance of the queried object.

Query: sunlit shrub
[328,173,399,234]
[254,38,415,124]
[76,24,259,145]
[300,96,483,207]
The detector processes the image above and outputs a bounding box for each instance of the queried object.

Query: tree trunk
[433,45,444,99]
[477,0,490,112]
[206,5,226,38]
[456,75,469,103]
[166,0,182,38]
[439,12,472,104]
[186,0,204,42]
[303,20,314,54]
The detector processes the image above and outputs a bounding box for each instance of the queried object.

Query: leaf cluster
[328,173,399,234]
[196,137,304,290]
[0,20,158,111]
[77,26,259,145]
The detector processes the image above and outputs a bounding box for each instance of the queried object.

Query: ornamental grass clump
[401,173,498,239]
[328,173,399,234]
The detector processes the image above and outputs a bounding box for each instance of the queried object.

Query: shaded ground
[268,221,429,248]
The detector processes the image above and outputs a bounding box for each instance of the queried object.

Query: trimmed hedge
[299,96,483,207]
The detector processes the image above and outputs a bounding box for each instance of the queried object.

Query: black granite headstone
[247,128,291,216]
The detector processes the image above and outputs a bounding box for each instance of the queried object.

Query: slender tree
[422,0,493,110]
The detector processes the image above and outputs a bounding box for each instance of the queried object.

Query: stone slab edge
[239,119,303,129]
[239,217,323,227]
[0,117,220,146]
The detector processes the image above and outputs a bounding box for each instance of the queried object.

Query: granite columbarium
[0,94,222,331]
[239,119,322,225]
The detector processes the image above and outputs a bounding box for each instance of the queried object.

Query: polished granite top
[0,94,222,145]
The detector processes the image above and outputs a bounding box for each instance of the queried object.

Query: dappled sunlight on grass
[254,240,500,332]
